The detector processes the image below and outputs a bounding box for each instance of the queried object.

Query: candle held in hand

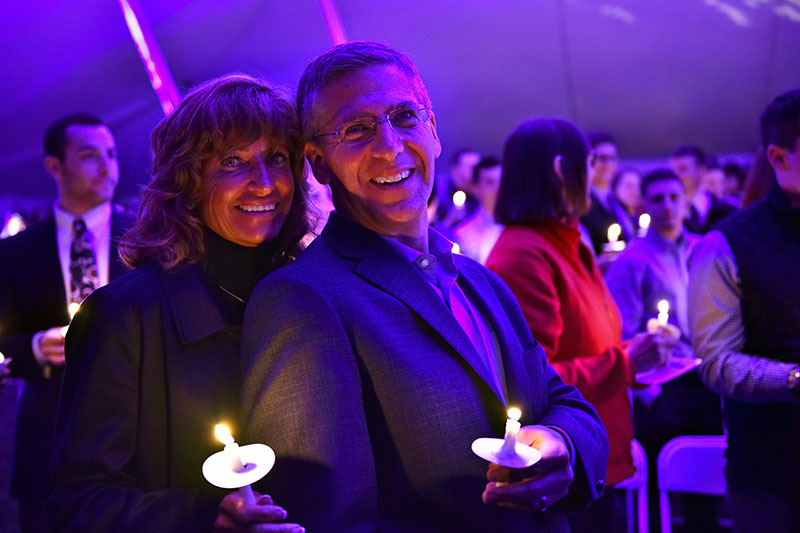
[214,424,255,504]
[499,407,522,457]
[638,213,650,237]
[607,223,621,243]
[657,299,670,326]
[452,190,467,208]
[215,424,246,472]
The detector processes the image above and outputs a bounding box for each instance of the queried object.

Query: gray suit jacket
[241,213,608,533]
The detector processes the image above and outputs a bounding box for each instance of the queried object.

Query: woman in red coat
[486,118,674,531]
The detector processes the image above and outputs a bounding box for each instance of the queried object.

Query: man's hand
[628,329,676,374]
[482,425,574,512]
[214,491,304,532]
[36,327,66,366]
[0,355,10,391]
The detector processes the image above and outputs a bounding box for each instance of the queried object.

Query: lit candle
[607,223,621,243]
[452,190,467,208]
[657,299,670,326]
[451,242,461,254]
[638,213,650,237]
[61,302,82,337]
[499,407,522,457]
[0,351,5,365]
[3,213,26,237]
[215,424,255,504]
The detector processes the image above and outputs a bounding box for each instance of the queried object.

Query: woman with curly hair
[48,74,308,532]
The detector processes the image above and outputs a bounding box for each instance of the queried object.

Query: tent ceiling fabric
[2,0,799,201]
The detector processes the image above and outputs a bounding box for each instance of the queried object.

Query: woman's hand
[213,491,304,532]
[482,425,574,512]
[628,330,676,374]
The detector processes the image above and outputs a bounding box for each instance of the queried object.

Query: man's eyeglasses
[314,106,433,145]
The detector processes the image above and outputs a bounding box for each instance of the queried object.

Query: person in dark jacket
[47,74,308,532]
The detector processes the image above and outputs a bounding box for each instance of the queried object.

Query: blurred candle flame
[453,190,467,208]
[607,223,622,242]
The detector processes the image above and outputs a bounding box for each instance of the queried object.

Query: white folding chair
[616,438,648,533]
[657,435,727,533]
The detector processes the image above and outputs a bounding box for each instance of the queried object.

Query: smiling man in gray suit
[241,41,608,533]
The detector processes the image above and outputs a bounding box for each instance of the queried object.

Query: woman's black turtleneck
[199,227,276,325]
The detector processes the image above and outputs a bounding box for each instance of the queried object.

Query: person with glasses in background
[580,132,634,255]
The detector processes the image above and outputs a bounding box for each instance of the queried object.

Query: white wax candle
[657,299,670,326]
[607,223,622,243]
[453,190,467,208]
[638,213,650,237]
[215,424,254,503]
[499,407,522,457]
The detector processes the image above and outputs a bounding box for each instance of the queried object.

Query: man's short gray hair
[297,41,432,140]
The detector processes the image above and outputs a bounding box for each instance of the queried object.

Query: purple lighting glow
[118,0,181,115]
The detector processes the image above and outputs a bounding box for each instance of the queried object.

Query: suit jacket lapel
[323,213,503,402]
[455,258,534,410]
[26,217,69,323]
[160,265,231,345]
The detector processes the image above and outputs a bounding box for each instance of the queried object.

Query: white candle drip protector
[203,424,275,504]
[471,408,542,469]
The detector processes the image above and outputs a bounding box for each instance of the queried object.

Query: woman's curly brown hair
[119,73,309,269]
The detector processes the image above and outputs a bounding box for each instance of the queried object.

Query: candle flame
[0,351,5,364]
[451,242,461,254]
[452,190,467,207]
[68,302,81,320]
[5,213,25,237]
[607,223,622,242]
[507,407,522,421]
[214,424,235,445]
[638,213,651,229]
[657,299,670,314]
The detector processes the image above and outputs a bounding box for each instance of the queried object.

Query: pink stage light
[317,0,348,45]
[118,0,181,115]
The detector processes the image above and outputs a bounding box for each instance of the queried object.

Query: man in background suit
[242,41,608,532]
[669,144,736,234]
[0,113,130,532]
[580,132,633,254]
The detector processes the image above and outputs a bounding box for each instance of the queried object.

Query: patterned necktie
[69,218,99,304]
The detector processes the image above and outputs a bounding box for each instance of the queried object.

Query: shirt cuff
[31,330,49,368]
[546,424,576,468]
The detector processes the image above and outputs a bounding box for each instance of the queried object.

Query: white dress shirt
[53,201,113,306]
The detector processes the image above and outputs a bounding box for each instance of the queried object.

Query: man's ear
[304,142,333,185]
[44,155,62,180]
[766,144,789,172]
[552,155,565,182]
[429,112,442,158]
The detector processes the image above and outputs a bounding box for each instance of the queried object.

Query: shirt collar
[644,226,688,250]
[53,201,112,231]
[381,226,459,284]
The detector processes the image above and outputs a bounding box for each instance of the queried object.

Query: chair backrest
[657,435,727,495]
